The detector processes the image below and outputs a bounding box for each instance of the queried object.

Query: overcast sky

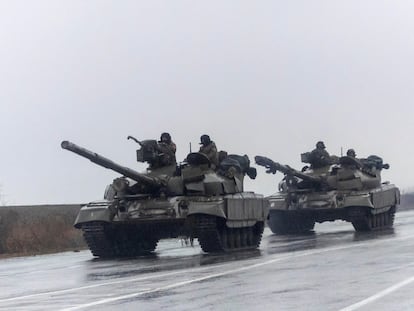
[1,1,413,205]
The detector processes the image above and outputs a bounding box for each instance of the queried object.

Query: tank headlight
[113,177,129,192]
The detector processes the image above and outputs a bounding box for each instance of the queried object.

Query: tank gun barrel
[255,155,322,183]
[61,140,162,187]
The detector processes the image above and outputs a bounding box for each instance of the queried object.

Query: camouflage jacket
[309,148,331,169]
[199,142,219,167]
[156,142,177,166]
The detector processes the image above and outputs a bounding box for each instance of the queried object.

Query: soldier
[156,132,176,166]
[346,149,356,158]
[309,141,331,169]
[199,134,219,168]
[343,148,363,169]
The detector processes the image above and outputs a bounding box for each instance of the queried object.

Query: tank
[255,154,400,234]
[61,140,268,257]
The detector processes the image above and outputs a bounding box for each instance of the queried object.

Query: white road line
[61,234,414,311]
[338,275,414,311]
[3,233,414,308]
[59,243,387,311]
[0,257,267,303]
[0,270,184,303]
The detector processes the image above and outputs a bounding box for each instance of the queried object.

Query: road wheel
[194,215,264,253]
[82,222,159,258]
[352,206,396,232]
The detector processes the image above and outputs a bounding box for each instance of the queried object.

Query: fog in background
[1,1,413,205]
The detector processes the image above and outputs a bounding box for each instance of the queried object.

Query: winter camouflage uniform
[309,141,331,169]
[156,132,176,167]
[199,135,219,169]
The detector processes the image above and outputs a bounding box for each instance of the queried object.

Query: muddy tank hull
[266,183,400,234]
[75,192,268,257]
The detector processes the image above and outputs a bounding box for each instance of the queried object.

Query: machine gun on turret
[127,135,143,146]
[127,135,171,169]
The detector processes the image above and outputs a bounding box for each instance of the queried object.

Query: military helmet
[316,141,325,149]
[200,134,211,145]
[160,132,171,143]
[346,149,356,157]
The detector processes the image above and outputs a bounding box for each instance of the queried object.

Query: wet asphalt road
[1,210,414,311]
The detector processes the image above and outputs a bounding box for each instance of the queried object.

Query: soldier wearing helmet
[309,141,331,169]
[316,141,325,149]
[342,148,364,169]
[199,134,219,168]
[156,132,176,166]
[346,149,356,158]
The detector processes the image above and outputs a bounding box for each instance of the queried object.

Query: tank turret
[61,141,256,197]
[255,154,391,192]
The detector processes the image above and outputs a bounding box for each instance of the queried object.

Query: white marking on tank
[338,275,414,311]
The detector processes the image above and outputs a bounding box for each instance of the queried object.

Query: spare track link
[195,216,264,253]
[82,222,158,258]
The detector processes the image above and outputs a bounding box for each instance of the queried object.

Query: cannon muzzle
[61,140,163,187]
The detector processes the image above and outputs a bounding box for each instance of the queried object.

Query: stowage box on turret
[61,140,268,257]
[255,154,400,234]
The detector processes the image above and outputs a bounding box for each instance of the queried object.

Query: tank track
[82,222,159,258]
[267,211,315,234]
[194,215,264,253]
[352,207,396,232]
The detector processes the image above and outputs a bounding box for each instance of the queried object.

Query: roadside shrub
[0,205,85,256]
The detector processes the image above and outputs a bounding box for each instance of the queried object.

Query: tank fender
[225,193,268,221]
[187,200,226,218]
[342,194,373,208]
[226,220,257,228]
[267,194,288,210]
[74,201,113,228]
[370,185,400,209]
[396,188,401,204]
[370,205,394,215]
